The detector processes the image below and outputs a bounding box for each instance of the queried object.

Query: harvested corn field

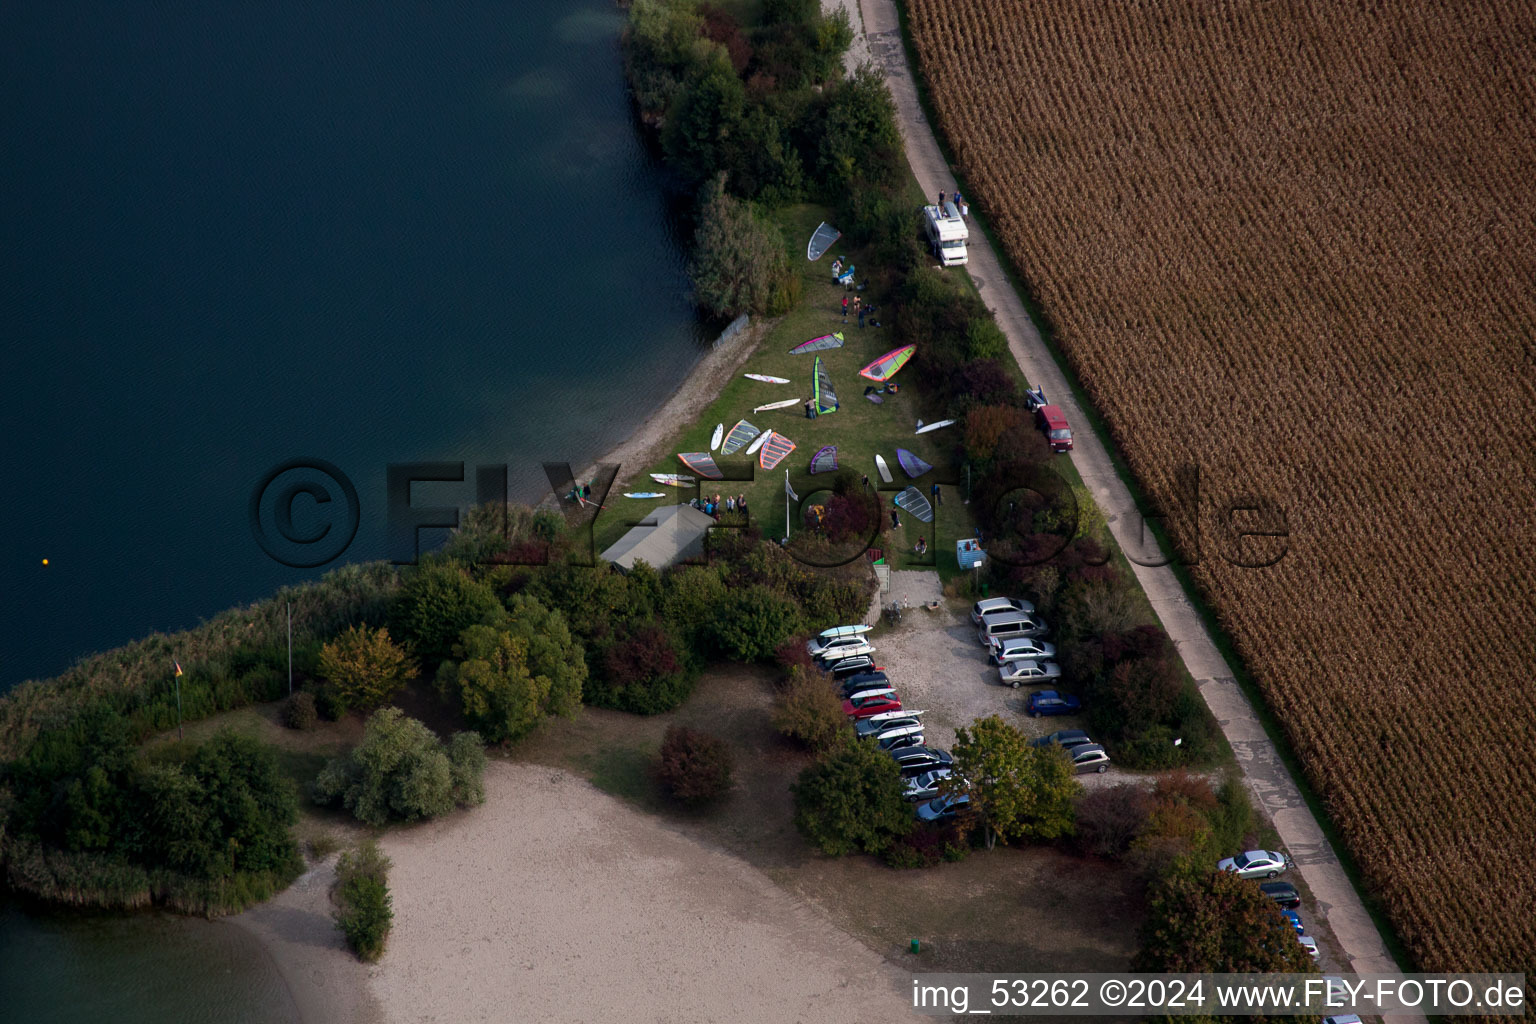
[907,0,1536,975]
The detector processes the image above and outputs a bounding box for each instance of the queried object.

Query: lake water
[0,0,704,692]
[0,1,700,1018]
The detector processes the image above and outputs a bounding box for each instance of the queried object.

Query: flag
[784,470,798,502]
[174,660,183,677]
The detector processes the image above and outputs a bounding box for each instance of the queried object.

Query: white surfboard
[915,418,957,435]
[623,492,666,499]
[745,429,773,455]
[874,454,893,484]
[744,373,790,384]
[817,623,873,639]
[709,423,723,451]
[753,398,802,413]
[650,473,693,487]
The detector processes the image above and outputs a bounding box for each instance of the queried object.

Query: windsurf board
[874,454,893,484]
[650,473,693,487]
[754,398,802,413]
[744,373,790,383]
[746,430,773,455]
[623,492,666,499]
[709,423,723,451]
[915,418,957,435]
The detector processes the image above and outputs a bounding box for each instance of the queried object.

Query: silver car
[997,659,1062,688]
[987,637,1056,666]
[1217,849,1292,879]
[970,596,1035,625]
[1061,742,1110,774]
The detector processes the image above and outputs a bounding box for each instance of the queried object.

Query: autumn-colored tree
[1136,867,1316,975]
[772,665,851,753]
[654,725,734,805]
[318,625,416,712]
[950,715,1080,848]
[964,404,1029,461]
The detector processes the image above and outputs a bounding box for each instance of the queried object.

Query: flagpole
[174,661,184,741]
[785,469,790,544]
[287,602,293,697]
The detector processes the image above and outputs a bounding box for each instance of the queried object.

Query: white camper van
[922,201,969,266]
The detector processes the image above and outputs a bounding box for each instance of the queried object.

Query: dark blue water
[0,1,703,691]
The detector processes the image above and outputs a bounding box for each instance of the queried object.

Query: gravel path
[842,0,1413,991]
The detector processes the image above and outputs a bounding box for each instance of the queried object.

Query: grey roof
[600,503,717,572]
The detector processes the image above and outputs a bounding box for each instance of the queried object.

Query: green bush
[708,585,803,662]
[966,317,1009,361]
[771,666,850,753]
[791,741,912,857]
[389,561,503,667]
[590,621,698,715]
[311,708,485,826]
[688,173,789,318]
[335,840,392,962]
[318,625,416,714]
[282,692,318,731]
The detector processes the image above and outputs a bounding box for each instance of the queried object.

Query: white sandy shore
[238,764,921,1024]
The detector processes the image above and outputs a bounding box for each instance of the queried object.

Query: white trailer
[922,200,969,266]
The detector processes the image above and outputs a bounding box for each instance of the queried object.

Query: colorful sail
[807,222,841,261]
[894,486,934,523]
[720,419,761,456]
[813,357,839,415]
[789,332,844,355]
[678,452,723,480]
[759,432,797,471]
[809,445,839,474]
[858,344,915,382]
[896,448,933,479]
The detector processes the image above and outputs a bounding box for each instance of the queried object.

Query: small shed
[600,503,717,572]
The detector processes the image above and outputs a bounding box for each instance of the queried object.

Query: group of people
[937,189,968,218]
[691,493,745,520]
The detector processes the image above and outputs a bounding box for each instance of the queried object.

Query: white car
[1298,935,1320,959]
[970,596,1035,625]
[807,634,875,660]
[997,659,1062,688]
[987,637,1056,666]
[902,768,954,802]
[1217,849,1292,879]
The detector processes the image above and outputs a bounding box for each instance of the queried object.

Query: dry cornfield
[907,0,1536,975]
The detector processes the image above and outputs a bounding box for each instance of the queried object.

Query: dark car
[1027,690,1082,717]
[1259,881,1301,909]
[1029,729,1090,749]
[887,746,954,778]
[822,654,879,678]
[837,671,890,697]
[915,792,970,824]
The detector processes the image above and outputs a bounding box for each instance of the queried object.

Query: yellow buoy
[42,558,49,566]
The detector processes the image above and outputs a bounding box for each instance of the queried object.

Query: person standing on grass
[890,508,900,530]
[858,305,866,329]
[842,295,848,320]
[931,482,942,507]
[861,473,870,491]
[738,493,747,514]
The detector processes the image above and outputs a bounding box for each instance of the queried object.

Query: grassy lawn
[595,201,990,578]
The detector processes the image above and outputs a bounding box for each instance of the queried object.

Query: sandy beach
[239,764,919,1024]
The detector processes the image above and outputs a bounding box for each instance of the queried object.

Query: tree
[791,741,912,857]
[772,665,851,753]
[964,404,1029,462]
[654,725,734,805]
[662,50,747,183]
[435,598,585,744]
[594,621,698,714]
[318,624,416,713]
[817,64,900,191]
[688,174,790,318]
[623,0,708,116]
[708,584,803,661]
[966,317,1009,361]
[311,708,485,826]
[1136,866,1317,975]
[389,562,503,665]
[1074,784,1154,859]
[950,715,1080,848]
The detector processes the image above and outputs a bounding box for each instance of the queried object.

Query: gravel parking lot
[864,571,1123,787]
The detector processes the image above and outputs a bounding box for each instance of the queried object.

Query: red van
[1037,405,1073,452]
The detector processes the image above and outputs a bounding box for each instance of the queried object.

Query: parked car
[1061,742,1110,774]
[1027,690,1082,717]
[1029,729,1091,749]
[875,726,925,751]
[1259,881,1301,908]
[902,768,953,802]
[822,654,879,678]
[1218,849,1292,879]
[837,671,890,697]
[970,596,1035,625]
[806,634,875,660]
[843,690,902,718]
[997,659,1062,688]
[1037,404,1073,453]
[887,746,953,778]
[854,711,922,739]
[1281,910,1304,934]
[1323,1015,1363,1024]
[977,611,1050,647]
[1297,935,1320,959]
[987,637,1056,666]
[916,792,970,824]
